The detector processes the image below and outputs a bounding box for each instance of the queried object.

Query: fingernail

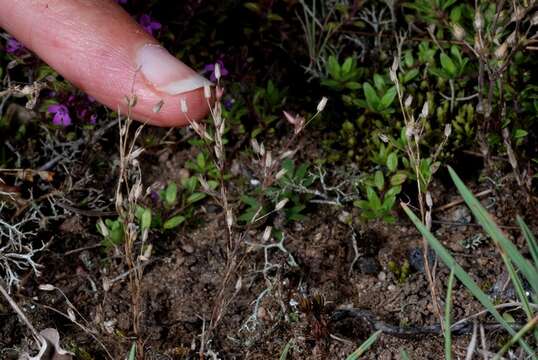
[136,44,210,95]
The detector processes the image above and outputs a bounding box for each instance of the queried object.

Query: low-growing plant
[321,55,364,91]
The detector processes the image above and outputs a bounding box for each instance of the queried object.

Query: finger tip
[130,88,210,127]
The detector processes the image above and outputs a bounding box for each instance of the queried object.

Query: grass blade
[517,216,538,269]
[493,315,538,360]
[279,339,293,360]
[345,330,382,360]
[444,269,455,360]
[401,202,534,356]
[127,342,136,360]
[447,166,538,295]
[400,349,411,360]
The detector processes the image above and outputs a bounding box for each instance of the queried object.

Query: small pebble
[181,244,194,254]
[388,284,396,291]
[377,271,386,282]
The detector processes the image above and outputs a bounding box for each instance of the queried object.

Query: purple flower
[116,0,127,3]
[89,114,97,125]
[224,98,235,110]
[139,14,161,36]
[5,36,24,54]
[48,104,72,127]
[203,60,229,82]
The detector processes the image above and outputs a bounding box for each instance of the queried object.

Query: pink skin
[0,0,209,127]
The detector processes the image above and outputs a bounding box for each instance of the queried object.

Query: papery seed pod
[444,123,452,137]
[283,111,298,125]
[67,308,76,322]
[494,42,508,60]
[251,138,261,154]
[425,192,433,208]
[180,98,188,113]
[141,244,152,261]
[275,168,288,180]
[39,284,55,291]
[97,219,109,238]
[405,96,413,108]
[204,84,212,99]
[235,276,242,292]
[474,9,483,32]
[506,31,517,46]
[280,150,295,159]
[420,101,429,118]
[379,134,389,143]
[152,100,164,113]
[262,226,272,242]
[405,125,414,139]
[451,23,466,41]
[226,209,234,228]
[198,176,210,192]
[214,63,221,81]
[317,97,328,112]
[265,151,272,169]
[275,198,289,211]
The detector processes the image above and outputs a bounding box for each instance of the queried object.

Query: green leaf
[187,192,206,204]
[374,170,384,190]
[373,74,385,91]
[141,208,152,230]
[514,129,528,139]
[366,187,381,210]
[404,51,414,67]
[385,185,402,198]
[363,83,380,111]
[163,215,186,229]
[390,172,407,186]
[386,152,398,172]
[380,86,397,110]
[382,195,396,212]
[328,56,340,79]
[402,69,419,83]
[345,330,382,360]
[164,182,177,205]
[345,81,362,90]
[241,195,260,208]
[342,57,353,75]
[244,2,261,13]
[440,53,457,78]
